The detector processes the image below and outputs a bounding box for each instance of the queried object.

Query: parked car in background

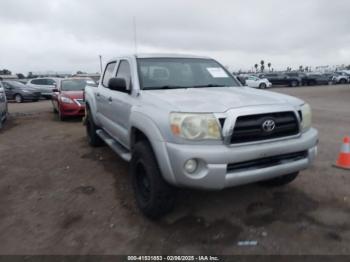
[284,72,308,86]
[264,73,302,87]
[2,80,41,103]
[332,71,349,84]
[0,82,8,126]
[306,73,334,86]
[51,78,88,121]
[27,78,60,99]
[245,75,272,89]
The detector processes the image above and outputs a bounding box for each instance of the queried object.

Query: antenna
[133,16,138,55]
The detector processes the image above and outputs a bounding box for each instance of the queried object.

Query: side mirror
[52,88,59,93]
[108,77,128,93]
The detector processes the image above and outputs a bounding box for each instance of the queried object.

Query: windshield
[137,58,240,90]
[4,81,27,88]
[61,79,87,91]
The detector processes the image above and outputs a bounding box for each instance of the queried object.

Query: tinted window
[46,79,56,85]
[102,62,116,87]
[31,79,45,85]
[116,60,132,90]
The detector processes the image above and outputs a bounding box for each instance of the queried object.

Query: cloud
[1,0,350,74]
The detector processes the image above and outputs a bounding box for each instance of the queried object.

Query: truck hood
[142,87,303,113]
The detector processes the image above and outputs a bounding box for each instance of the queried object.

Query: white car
[245,76,272,89]
[26,78,60,99]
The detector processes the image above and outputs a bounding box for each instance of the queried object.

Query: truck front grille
[227,151,308,173]
[230,112,299,144]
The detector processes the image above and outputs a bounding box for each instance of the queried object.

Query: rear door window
[45,79,56,85]
[31,79,44,85]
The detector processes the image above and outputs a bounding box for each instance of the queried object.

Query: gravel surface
[0,85,350,254]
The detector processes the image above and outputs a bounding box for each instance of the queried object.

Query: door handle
[108,97,112,102]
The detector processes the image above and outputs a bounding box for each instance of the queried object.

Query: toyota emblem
[262,119,276,132]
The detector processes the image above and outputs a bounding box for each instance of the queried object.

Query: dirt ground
[1,85,350,255]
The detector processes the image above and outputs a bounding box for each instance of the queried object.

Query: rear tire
[131,141,176,219]
[291,81,299,87]
[259,83,267,89]
[340,79,347,84]
[14,94,23,103]
[259,172,299,187]
[85,106,103,147]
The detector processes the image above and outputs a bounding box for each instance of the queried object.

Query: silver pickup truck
[84,54,318,219]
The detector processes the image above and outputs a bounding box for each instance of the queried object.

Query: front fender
[85,87,101,126]
[130,112,176,185]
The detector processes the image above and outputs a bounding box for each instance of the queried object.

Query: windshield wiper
[191,84,227,88]
[145,85,189,90]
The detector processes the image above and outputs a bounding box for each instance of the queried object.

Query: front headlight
[60,96,74,104]
[22,90,30,93]
[301,103,312,131]
[170,113,222,140]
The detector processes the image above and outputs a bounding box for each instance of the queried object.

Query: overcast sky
[1,0,350,74]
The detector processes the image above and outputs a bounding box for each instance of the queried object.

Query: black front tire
[14,94,23,103]
[131,141,176,219]
[290,81,299,87]
[340,79,347,84]
[85,107,103,147]
[259,172,299,187]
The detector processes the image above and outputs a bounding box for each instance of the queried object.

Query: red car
[51,78,95,121]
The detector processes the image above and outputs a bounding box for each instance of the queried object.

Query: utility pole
[99,55,103,73]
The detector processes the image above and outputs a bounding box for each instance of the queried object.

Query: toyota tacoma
[84,54,318,219]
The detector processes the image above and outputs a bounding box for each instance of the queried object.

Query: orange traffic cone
[334,136,350,170]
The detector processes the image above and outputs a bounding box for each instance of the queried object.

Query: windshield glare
[61,80,87,91]
[137,58,240,90]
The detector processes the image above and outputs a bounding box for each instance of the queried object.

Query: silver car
[0,82,8,127]
[26,78,60,99]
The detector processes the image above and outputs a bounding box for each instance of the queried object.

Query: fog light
[184,159,198,173]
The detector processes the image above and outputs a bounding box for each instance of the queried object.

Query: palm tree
[299,65,303,72]
[260,60,265,72]
[268,62,271,72]
[254,64,258,72]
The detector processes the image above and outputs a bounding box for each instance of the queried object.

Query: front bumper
[163,128,318,190]
[60,103,85,116]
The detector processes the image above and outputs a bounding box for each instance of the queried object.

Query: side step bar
[96,129,131,162]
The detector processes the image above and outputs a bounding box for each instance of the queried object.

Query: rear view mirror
[108,78,129,93]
